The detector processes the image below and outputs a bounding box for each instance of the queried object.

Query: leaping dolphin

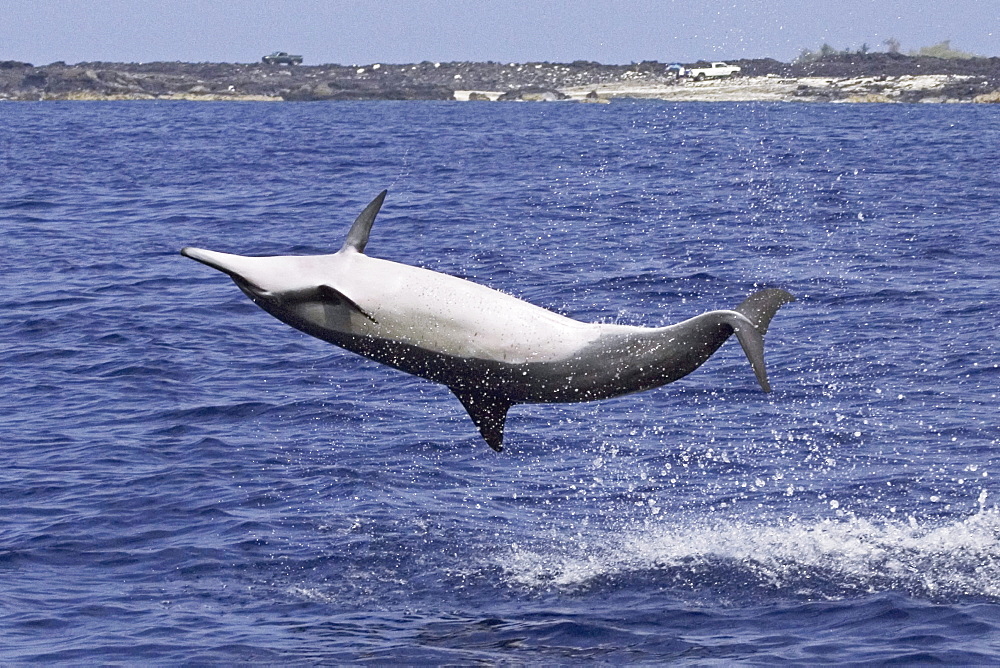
[181,191,794,451]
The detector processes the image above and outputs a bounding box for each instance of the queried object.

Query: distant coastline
[2,53,999,103]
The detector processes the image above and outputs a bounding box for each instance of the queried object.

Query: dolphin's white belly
[324,255,598,364]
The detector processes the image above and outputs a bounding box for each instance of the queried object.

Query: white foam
[501,509,1000,599]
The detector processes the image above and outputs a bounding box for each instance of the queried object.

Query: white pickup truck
[686,62,741,81]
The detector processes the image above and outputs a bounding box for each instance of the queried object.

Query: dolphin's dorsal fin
[340,190,388,254]
[451,389,513,452]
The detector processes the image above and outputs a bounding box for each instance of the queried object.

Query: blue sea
[2,99,999,663]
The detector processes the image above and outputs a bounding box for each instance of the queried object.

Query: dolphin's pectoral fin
[451,389,513,452]
[339,190,388,254]
[317,285,378,323]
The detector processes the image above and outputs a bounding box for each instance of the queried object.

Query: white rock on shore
[459,74,993,103]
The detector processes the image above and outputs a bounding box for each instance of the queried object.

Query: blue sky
[3,0,997,65]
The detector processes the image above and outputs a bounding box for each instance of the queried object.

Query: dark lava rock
[281,80,452,101]
[497,87,569,101]
[728,58,789,77]
[20,72,47,88]
[788,52,1000,81]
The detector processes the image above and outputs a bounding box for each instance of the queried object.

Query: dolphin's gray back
[293,289,793,404]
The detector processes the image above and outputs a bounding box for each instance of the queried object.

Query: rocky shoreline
[2,53,999,103]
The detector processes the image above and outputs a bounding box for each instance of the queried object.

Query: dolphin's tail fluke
[735,288,796,336]
[715,289,795,393]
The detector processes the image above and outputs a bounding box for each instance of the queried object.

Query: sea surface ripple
[1,100,1000,663]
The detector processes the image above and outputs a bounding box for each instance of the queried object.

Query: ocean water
[1,99,999,663]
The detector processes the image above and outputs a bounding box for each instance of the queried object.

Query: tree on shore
[796,42,877,63]
[910,40,979,59]
[797,38,982,63]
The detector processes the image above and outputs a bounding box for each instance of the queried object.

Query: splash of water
[502,508,1000,600]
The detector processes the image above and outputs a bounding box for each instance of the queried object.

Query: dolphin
[181,191,794,451]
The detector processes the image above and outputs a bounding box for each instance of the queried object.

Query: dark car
[262,52,303,65]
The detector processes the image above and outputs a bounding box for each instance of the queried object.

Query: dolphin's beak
[181,247,236,274]
[180,247,268,296]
